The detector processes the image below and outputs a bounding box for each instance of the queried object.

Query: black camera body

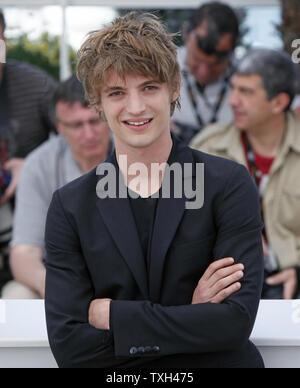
[0,169,11,196]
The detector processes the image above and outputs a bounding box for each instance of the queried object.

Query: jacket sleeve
[110,163,264,358]
[44,190,115,368]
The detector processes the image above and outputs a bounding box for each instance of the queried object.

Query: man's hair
[235,48,299,111]
[185,1,240,52]
[77,12,181,115]
[50,75,89,122]
[0,9,6,34]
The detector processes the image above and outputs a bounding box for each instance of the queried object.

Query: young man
[45,13,264,368]
[191,48,300,300]
[1,76,111,299]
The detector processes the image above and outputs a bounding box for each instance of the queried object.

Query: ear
[271,93,291,114]
[97,104,107,122]
[55,122,64,136]
[171,75,181,102]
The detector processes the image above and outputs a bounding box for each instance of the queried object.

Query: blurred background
[0,0,299,81]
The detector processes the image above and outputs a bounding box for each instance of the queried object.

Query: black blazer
[45,136,264,368]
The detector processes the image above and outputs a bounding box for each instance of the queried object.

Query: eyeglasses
[193,31,232,65]
[56,117,102,131]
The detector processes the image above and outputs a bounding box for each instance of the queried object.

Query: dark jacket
[45,136,264,368]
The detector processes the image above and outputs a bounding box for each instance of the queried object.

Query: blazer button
[144,346,152,353]
[138,346,145,354]
[152,345,160,353]
[129,346,138,355]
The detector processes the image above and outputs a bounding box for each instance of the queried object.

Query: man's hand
[192,257,244,304]
[88,298,112,330]
[266,268,297,299]
[0,158,24,204]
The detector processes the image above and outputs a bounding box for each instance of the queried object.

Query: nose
[195,63,212,83]
[82,121,96,140]
[126,91,146,115]
[229,89,240,108]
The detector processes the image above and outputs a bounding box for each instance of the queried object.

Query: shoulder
[21,136,67,187]
[287,111,300,149]
[190,122,233,150]
[6,59,53,79]
[25,136,67,167]
[189,144,244,177]
[6,60,57,90]
[175,135,247,188]
[55,166,98,207]
[189,145,259,212]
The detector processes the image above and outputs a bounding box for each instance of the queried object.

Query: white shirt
[173,46,233,134]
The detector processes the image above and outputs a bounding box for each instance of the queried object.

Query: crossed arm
[89,257,245,330]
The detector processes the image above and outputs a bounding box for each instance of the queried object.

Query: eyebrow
[230,82,255,93]
[103,86,124,94]
[103,79,160,94]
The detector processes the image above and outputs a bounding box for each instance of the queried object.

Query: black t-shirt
[129,191,158,270]
[128,140,176,268]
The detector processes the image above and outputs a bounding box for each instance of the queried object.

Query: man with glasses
[172,2,240,143]
[1,75,111,299]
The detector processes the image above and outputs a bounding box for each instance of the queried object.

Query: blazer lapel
[149,196,186,302]
[95,153,149,299]
[148,138,195,302]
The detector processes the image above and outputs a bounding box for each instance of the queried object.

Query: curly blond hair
[76,12,181,115]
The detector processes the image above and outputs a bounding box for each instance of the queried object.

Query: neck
[76,147,110,175]
[245,113,287,158]
[116,132,173,197]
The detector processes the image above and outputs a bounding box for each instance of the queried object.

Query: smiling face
[99,72,180,153]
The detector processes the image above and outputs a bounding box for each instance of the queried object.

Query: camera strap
[0,67,13,244]
[0,65,10,189]
[182,62,233,129]
[242,132,279,273]
[0,65,9,139]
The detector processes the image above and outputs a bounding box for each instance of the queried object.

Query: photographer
[172,2,239,143]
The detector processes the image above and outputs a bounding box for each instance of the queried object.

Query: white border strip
[0,0,280,8]
[0,301,6,324]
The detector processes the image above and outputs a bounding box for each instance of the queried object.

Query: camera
[0,169,11,196]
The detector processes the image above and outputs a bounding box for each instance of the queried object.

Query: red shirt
[241,132,275,183]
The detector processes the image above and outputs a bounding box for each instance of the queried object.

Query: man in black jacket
[45,12,264,368]
[0,9,56,292]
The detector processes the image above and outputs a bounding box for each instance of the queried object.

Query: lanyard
[0,66,11,191]
[243,132,271,198]
[182,62,233,129]
[243,133,279,272]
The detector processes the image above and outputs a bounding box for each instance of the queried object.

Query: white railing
[0,299,300,368]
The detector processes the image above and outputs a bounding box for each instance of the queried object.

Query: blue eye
[109,91,124,97]
[144,85,157,91]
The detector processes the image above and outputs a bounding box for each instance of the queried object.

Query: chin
[234,119,248,130]
[125,133,157,149]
